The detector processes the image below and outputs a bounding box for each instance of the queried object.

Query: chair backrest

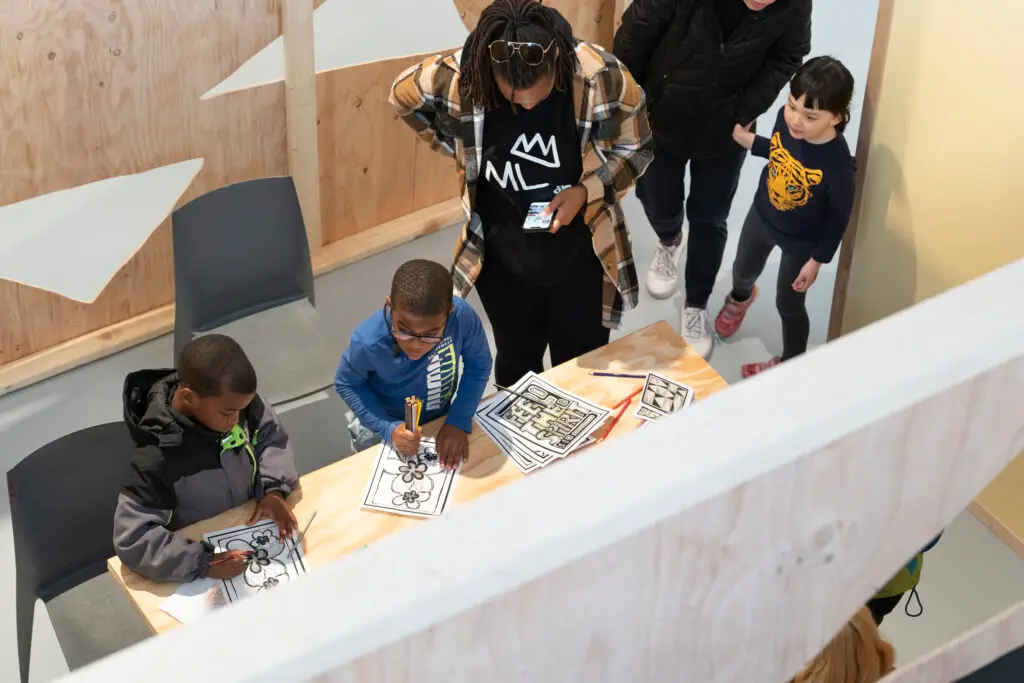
[8,422,138,601]
[171,176,315,360]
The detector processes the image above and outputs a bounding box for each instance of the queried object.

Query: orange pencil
[599,387,642,442]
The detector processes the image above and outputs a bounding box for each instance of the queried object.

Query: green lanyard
[220,424,260,484]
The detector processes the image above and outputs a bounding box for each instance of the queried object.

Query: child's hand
[792,259,822,293]
[732,123,755,150]
[392,424,422,457]
[208,550,249,579]
[247,491,297,540]
[436,424,469,469]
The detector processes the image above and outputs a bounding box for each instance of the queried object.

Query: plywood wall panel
[454,0,615,45]
[0,0,288,364]
[317,58,422,243]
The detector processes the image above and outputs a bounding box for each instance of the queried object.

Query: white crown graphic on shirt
[510,133,561,169]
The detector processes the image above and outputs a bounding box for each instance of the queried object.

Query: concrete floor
[5,2,1023,680]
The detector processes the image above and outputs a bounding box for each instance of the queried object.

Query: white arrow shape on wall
[0,158,204,303]
[201,0,469,100]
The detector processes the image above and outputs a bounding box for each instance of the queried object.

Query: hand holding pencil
[393,396,423,457]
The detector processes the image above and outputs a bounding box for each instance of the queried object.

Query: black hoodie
[112,369,298,583]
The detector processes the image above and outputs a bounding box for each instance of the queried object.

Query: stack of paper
[474,372,610,473]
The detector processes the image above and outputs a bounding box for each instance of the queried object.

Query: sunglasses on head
[488,39,555,67]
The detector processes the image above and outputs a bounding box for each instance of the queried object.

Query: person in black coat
[613,0,811,359]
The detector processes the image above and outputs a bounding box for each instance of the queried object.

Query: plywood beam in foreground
[59,259,1024,683]
[283,0,323,253]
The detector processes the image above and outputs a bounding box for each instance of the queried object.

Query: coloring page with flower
[360,437,461,519]
[203,520,308,604]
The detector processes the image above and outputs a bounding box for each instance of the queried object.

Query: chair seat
[201,299,339,406]
[45,574,152,670]
[277,393,354,475]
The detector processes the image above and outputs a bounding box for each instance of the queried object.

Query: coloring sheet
[361,437,460,518]
[476,416,537,473]
[203,520,308,604]
[476,372,610,465]
[634,373,695,421]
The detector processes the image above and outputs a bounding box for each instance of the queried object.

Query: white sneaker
[682,306,714,359]
[645,238,684,299]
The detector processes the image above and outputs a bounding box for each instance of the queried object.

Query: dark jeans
[636,144,747,309]
[731,206,810,361]
[474,254,610,387]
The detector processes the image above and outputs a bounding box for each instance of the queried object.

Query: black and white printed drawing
[476,372,610,462]
[361,437,460,518]
[203,520,308,604]
[635,373,695,421]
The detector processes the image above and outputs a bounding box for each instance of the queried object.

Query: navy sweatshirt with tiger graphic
[751,106,856,264]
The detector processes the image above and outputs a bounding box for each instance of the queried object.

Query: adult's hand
[435,423,469,470]
[208,550,248,579]
[732,123,755,150]
[247,491,297,540]
[543,185,588,233]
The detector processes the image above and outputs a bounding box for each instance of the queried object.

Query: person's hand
[247,491,297,540]
[435,423,469,470]
[208,550,249,579]
[732,123,755,150]
[543,185,588,233]
[792,259,822,293]
[392,423,422,457]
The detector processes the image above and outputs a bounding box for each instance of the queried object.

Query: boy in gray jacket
[113,334,299,582]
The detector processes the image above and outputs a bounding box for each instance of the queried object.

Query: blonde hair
[794,608,896,683]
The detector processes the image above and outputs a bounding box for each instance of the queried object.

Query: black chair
[277,393,354,476]
[9,422,152,683]
[171,176,338,406]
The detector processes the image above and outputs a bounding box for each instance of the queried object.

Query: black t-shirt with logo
[475,87,593,285]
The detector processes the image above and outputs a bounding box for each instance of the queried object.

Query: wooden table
[107,320,729,635]
[971,452,1024,560]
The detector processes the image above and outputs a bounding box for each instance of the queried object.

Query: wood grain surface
[107,321,727,635]
[0,0,288,363]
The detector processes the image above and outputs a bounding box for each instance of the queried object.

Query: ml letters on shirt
[485,133,561,192]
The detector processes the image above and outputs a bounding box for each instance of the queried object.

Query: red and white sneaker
[741,356,781,378]
[714,286,759,339]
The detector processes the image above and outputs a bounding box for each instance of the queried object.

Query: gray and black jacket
[112,369,298,582]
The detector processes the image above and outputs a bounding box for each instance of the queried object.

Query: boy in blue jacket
[335,259,493,468]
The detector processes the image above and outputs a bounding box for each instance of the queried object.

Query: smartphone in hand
[523,202,553,232]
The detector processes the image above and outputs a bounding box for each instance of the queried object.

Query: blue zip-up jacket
[334,297,492,446]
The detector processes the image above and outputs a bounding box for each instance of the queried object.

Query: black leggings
[474,255,610,387]
[731,206,811,361]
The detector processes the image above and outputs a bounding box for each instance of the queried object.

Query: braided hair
[460,0,579,110]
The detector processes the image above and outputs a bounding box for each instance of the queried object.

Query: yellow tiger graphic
[766,132,823,211]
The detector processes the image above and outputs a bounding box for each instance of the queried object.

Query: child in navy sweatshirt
[335,259,493,468]
[716,56,857,377]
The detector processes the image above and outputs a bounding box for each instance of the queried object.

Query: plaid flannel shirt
[390,41,654,329]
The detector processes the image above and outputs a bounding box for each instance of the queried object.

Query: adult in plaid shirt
[390,0,653,387]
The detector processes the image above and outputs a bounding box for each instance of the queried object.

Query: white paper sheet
[203,519,309,604]
[634,373,695,422]
[361,437,461,518]
[159,578,223,625]
[0,159,203,302]
[202,0,469,99]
